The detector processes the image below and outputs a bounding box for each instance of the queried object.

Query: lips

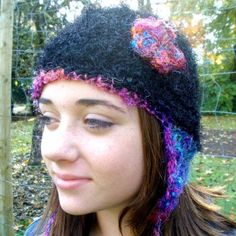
[53,173,91,190]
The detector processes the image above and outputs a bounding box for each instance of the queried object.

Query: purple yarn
[45,211,57,236]
[152,122,197,234]
[32,69,142,109]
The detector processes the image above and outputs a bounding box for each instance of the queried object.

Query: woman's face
[39,80,144,215]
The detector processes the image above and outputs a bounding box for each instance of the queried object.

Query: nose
[41,125,81,163]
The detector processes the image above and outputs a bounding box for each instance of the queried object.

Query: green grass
[190,155,236,220]
[11,118,34,157]
[202,115,236,131]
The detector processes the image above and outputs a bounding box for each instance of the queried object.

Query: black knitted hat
[34,4,201,148]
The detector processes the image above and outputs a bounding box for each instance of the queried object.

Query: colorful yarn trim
[130,17,186,74]
[33,69,144,108]
[152,122,197,235]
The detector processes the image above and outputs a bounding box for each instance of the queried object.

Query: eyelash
[84,118,113,129]
[38,114,57,126]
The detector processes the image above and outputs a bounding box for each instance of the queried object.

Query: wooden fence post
[0,0,14,235]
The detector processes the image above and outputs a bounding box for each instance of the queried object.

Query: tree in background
[138,0,152,13]
[168,0,236,112]
[231,44,236,111]
[12,0,89,108]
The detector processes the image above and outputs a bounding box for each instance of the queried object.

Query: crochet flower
[131,17,186,74]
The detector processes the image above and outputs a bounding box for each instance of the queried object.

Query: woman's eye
[38,114,58,126]
[84,118,113,129]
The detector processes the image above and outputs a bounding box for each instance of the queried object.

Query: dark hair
[36,109,236,236]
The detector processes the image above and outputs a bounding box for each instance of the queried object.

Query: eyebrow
[39,98,126,113]
[76,99,126,113]
[39,97,53,105]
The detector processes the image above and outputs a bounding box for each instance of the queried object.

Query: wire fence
[1,0,236,235]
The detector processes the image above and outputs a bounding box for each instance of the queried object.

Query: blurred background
[1,0,236,235]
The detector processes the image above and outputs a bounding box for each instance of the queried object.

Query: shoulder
[223,228,236,236]
[24,217,44,236]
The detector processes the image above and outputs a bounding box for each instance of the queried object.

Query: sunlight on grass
[11,118,34,156]
[202,115,236,131]
[190,155,236,220]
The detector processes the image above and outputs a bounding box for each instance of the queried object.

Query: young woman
[25,4,236,236]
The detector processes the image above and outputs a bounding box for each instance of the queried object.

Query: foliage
[168,0,236,112]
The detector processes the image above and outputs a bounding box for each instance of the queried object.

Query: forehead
[40,80,128,108]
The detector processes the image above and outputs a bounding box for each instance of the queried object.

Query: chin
[58,195,93,215]
[60,202,91,215]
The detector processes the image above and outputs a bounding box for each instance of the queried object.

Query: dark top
[24,217,44,236]
[24,217,236,236]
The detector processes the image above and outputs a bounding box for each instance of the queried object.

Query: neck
[91,208,133,236]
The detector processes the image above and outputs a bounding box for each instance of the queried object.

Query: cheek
[87,127,144,191]
[40,129,54,171]
[41,130,50,158]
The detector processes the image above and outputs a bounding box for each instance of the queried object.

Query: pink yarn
[32,69,143,109]
[131,17,186,74]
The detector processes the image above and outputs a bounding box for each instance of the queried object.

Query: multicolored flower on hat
[131,17,186,74]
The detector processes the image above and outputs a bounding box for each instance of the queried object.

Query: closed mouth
[53,173,92,190]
